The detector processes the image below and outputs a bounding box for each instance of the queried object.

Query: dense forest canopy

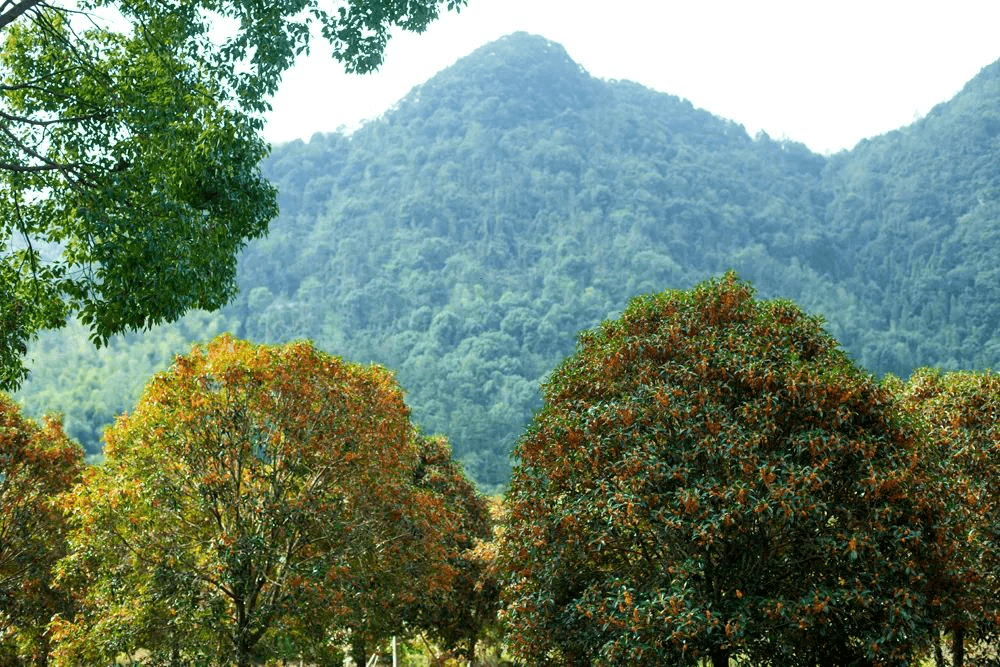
[15,33,1000,489]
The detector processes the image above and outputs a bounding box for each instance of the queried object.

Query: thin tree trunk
[952,626,965,667]
[351,638,368,667]
[932,627,945,667]
[33,633,49,667]
[466,636,477,667]
[236,640,252,667]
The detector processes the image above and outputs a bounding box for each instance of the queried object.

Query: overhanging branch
[0,161,63,172]
[0,0,45,30]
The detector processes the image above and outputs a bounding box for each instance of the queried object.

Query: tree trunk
[932,627,945,667]
[818,643,869,667]
[236,639,252,667]
[710,648,729,667]
[952,626,965,667]
[351,638,368,667]
[33,632,49,667]
[170,636,181,667]
[466,636,477,667]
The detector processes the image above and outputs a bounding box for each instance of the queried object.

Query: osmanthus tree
[51,335,450,667]
[500,273,950,667]
[0,0,466,391]
[0,394,83,667]
[402,435,500,663]
[336,434,499,666]
[334,435,471,667]
[890,369,1000,667]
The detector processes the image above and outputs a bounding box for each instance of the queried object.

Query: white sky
[264,0,1000,155]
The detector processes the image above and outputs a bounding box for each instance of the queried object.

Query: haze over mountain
[16,33,1000,489]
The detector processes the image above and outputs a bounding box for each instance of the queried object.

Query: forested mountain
[822,59,1000,375]
[15,33,1000,489]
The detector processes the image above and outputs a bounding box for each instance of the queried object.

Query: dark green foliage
[15,33,1000,488]
[1,2,277,390]
[500,274,948,666]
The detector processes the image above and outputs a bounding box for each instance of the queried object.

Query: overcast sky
[263,0,1000,155]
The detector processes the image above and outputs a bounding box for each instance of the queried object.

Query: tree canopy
[52,335,457,667]
[891,369,1000,666]
[500,274,950,666]
[0,0,466,391]
[0,394,83,666]
[403,435,499,662]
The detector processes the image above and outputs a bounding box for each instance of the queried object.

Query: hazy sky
[264,0,1000,155]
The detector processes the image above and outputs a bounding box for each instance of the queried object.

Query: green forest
[15,32,1000,490]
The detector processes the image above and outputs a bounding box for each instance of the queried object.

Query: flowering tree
[891,369,1000,667]
[404,435,499,663]
[336,435,470,666]
[501,274,948,667]
[53,335,446,667]
[0,394,83,666]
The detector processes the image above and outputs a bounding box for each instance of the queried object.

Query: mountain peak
[392,32,602,128]
[461,32,586,77]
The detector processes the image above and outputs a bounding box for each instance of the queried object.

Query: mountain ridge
[16,34,1000,489]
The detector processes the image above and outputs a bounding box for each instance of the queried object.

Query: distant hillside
[821,57,1000,376]
[16,33,1000,489]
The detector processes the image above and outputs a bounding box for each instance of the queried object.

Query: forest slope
[16,33,1000,489]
